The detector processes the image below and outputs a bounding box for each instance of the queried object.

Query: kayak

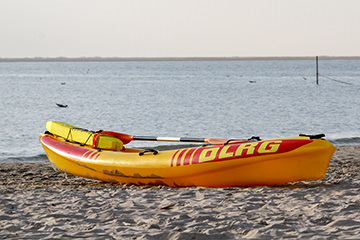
[39,121,336,187]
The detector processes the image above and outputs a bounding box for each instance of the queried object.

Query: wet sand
[1,145,359,239]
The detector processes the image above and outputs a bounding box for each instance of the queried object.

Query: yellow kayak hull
[39,133,336,187]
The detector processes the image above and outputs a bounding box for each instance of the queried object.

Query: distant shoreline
[1,56,360,62]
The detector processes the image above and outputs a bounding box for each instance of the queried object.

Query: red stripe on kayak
[170,149,181,167]
[93,152,101,160]
[191,146,206,165]
[183,148,197,165]
[41,135,93,159]
[176,149,187,166]
[87,151,98,160]
[82,151,93,159]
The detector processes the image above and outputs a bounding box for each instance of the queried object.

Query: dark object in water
[56,103,68,108]
[61,82,66,85]
[249,80,256,83]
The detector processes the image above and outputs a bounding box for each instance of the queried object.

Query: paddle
[98,130,259,145]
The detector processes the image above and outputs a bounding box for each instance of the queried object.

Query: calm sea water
[1,59,359,162]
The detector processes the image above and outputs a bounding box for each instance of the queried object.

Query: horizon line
[1,56,360,62]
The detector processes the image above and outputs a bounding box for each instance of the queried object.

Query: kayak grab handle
[299,134,325,139]
[223,136,262,145]
[139,149,159,156]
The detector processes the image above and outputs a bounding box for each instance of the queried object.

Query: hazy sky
[1,0,359,58]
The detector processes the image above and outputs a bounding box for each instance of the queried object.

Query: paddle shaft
[100,131,256,145]
[132,136,252,145]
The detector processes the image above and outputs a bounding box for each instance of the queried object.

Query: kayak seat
[94,134,124,151]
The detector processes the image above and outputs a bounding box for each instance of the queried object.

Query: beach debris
[56,103,68,108]
[159,202,176,210]
[148,224,161,229]
[219,197,229,205]
[259,220,269,226]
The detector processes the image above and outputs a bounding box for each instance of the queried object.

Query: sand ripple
[0,146,359,239]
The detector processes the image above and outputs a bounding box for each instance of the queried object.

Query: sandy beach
[1,145,359,239]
